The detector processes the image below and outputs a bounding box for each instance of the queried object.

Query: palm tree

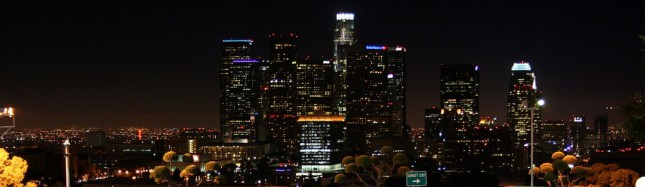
[623,93,645,143]
[163,151,178,170]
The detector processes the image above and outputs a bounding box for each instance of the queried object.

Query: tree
[0,148,28,186]
[182,153,193,163]
[180,164,201,187]
[205,161,220,172]
[336,146,411,187]
[150,166,171,184]
[163,151,178,169]
[585,162,640,187]
[533,151,593,187]
[333,173,348,185]
[622,93,645,143]
[204,161,220,182]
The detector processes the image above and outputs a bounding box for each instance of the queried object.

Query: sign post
[406,171,427,186]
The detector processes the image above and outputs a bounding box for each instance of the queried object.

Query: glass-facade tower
[333,12,356,116]
[220,39,253,140]
[506,62,542,173]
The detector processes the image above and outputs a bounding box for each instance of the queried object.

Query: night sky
[2,1,644,128]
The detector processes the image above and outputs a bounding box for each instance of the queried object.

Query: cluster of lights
[1,107,14,116]
[336,13,354,20]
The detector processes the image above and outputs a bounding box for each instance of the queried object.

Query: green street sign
[406,171,427,186]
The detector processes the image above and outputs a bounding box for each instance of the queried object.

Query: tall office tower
[570,115,588,156]
[440,64,480,126]
[387,46,407,137]
[345,45,407,152]
[488,124,514,176]
[266,34,299,157]
[333,12,357,116]
[424,107,446,171]
[295,58,335,116]
[424,107,442,140]
[226,59,259,142]
[540,120,568,154]
[439,64,486,174]
[593,115,608,148]
[298,115,346,173]
[255,60,271,142]
[220,39,254,139]
[506,62,542,172]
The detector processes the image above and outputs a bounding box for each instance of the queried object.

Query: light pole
[63,139,71,187]
[530,99,545,187]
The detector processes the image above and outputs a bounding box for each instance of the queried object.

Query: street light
[529,99,545,187]
[63,139,71,187]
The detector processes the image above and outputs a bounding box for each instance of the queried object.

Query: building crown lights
[511,62,532,71]
[336,13,354,20]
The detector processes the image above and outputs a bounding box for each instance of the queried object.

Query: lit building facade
[540,120,568,154]
[593,115,608,148]
[266,34,299,157]
[220,39,254,139]
[295,58,335,116]
[569,115,589,156]
[298,115,345,173]
[440,64,479,126]
[438,64,487,174]
[345,45,407,152]
[227,59,259,141]
[333,12,356,116]
[506,62,542,172]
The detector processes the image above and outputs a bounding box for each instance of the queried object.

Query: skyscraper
[266,34,299,157]
[440,64,480,126]
[593,115,608,148]
[345,45,407,152]
[333,12,356,116]
[226,59,259,141]
[220,39,254,140]
[298,115,345,173]
[540,120,568,154]
[438,64,486,174]
[506,61,542,172]
[295,58,335,116]
[570,115,589,156]
[424,107,442,140]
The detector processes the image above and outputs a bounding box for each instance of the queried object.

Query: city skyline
[2,1,645,128]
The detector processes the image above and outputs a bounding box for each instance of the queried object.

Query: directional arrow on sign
[413,179,420,184]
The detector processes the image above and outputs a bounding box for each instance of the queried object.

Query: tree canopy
[0,148,31,187]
